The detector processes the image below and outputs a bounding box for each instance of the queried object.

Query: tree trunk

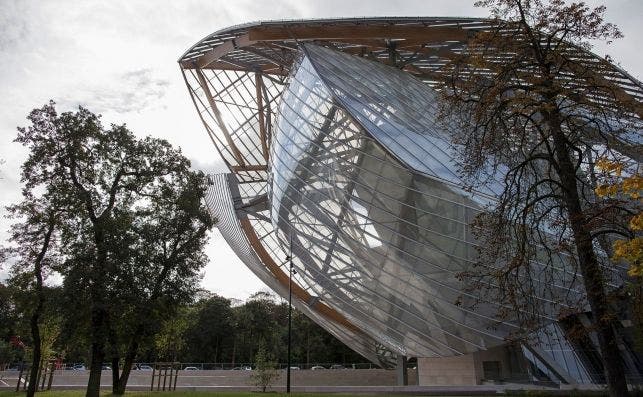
[86,318,106,397]
[113,326,142,395]
[108,324,121,393]
[111,355,120,393]
[113,262,174,394]
[114,345,138,395]
[27,214,55,397]
[549,113,629,397]
[112,259,175,394]
[26,301,42,397]
[86,228,108,397]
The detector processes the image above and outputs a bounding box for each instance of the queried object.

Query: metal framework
[180,17,643,381]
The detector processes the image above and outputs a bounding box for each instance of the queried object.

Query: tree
[594,158,642,350]
[3,193,62,397]
[0,340,17,371]
[182,295,234,364]
[108,170,213,395]
[593,158,643,276]
[155,306,192,362]
[233,292,284,364]
[0,282,17,342]
[251,343,280,392]
[15,102,213,397]
[291,310,324,367]
[438,1,641,395]
[146,289,368,367]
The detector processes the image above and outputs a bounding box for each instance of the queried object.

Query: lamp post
[287,260,293,393]
[286,233,293,393]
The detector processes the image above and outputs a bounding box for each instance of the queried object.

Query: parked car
[101,365,111,370]
[289,366,300,370]
[139,365,153,371]
[310,365,325,370]
[183,366,199,371]
[72,364,86,371]
[242,366,252,371]
[329,364,344,370]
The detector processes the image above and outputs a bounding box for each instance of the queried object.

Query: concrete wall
[418,345,526,386]
[418,354,478,385]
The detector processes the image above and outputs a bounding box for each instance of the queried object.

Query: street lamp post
[286,233,293,393]
[287,260,293,393]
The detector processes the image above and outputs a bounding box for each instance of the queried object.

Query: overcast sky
[1,0,641,300]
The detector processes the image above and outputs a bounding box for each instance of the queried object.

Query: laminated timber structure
[179,17,643,385]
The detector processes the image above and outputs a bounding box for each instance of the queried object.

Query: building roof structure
[179,17,643,378]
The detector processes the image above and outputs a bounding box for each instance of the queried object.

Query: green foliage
[172,291,365,366]
[233,292,284,363]
[3,101,365,391]
[0,340,17,369]
[11,101,214,395]
[0,283,17,340]
[182,294,233,363]
[251,343,280,392]
[155,306,192,361]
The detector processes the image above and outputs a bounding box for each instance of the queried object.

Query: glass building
[179,18,643,385]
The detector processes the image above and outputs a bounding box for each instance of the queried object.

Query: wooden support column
[238,216,360,333]
[255,72,270,161]
[194,68,246,167]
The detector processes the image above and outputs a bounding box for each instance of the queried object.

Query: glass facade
[180,18,643,384]
[270,49,507,357]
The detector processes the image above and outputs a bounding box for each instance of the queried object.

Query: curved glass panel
[303,44,502,200]
[270,52,512,357]
[204,173,389,366]
[268,45,590,358]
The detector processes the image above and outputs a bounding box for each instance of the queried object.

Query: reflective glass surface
[267,45,593,358]
[270,48,515,357]
[184,32,643,382]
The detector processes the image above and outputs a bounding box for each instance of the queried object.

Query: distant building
[179,18,642,386]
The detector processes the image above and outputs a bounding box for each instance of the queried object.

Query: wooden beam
[182,69,222,153]
[562,57,643,119]
[196,34,253,68]
[239,217,361,333]
[255,72,270,162]
[179,27,467,72]
[182,60,288,76]
[231,164,268,172]
[243,46,288,67]
[402,68,449,83]
[194,68,247,167]
[248,25,469,42]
